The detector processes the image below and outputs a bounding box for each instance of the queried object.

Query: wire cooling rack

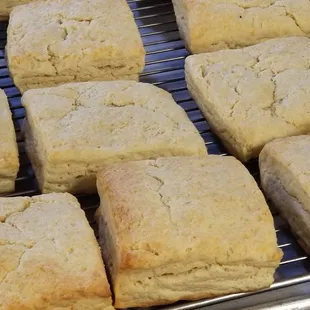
[0,0,310,309]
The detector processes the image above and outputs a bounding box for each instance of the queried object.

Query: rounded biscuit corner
[184,54,197,66]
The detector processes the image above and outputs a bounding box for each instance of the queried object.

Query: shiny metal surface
[0,0,310,309]
[240,296,310,310]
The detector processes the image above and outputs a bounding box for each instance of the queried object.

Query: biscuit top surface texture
[0,193,111,309]
[186,37,310,156]
[97,156,281,271]
[0,89,19,173]
[7,0,144,73]
[173,0,310,53]
[22,81,206,163]
[261,136,310,169]
[260,135,310,212]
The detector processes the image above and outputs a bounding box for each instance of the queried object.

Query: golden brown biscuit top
[97,156,282,271]
[22,81,207,163]
[0,193,111,309]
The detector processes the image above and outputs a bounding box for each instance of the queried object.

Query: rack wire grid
[0,0,310,309]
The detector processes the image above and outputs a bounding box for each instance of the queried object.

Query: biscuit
[186,37,310,162]
[6,0,145,93]
[172,0,310,53]
[22,81,207,194]
[0,89,19,193]
[0,193,114,310]
[260,135,310,254]
[96,156,282,308]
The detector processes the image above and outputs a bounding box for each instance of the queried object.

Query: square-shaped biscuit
[260,135,310,254]
[186,37,310,162]
[172,0,310,54]
[0,0,33,20]
[6,0,145,93]
[0,193,114,310]
[0,89,19,193]
[23,81,207,194]
[96,156,282,308]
